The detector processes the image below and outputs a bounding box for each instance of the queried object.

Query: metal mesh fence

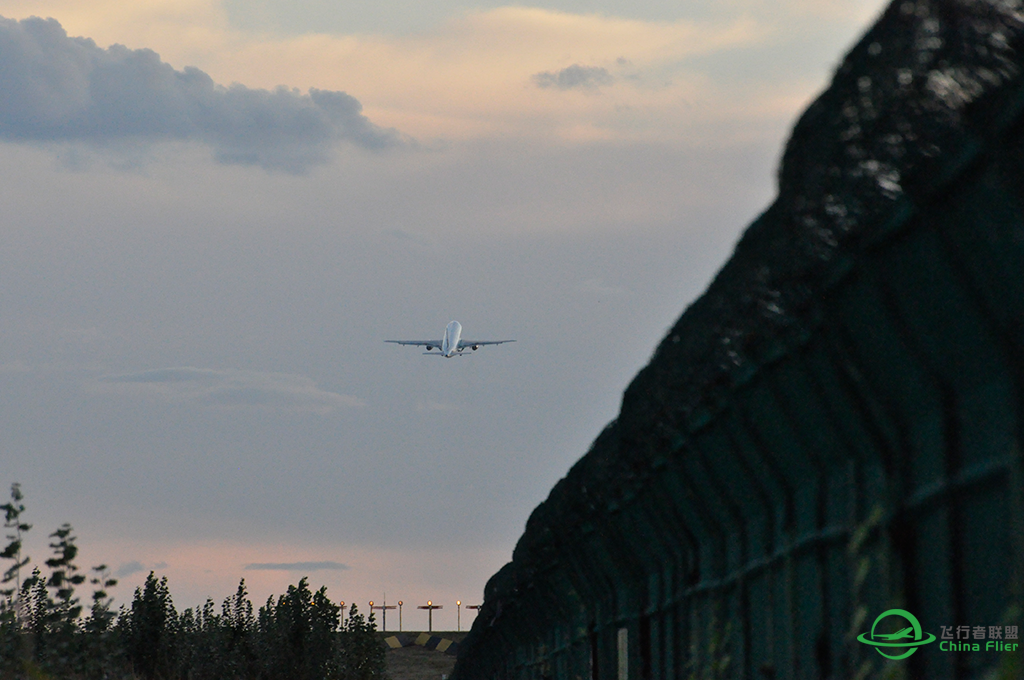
[453,1,1024,678]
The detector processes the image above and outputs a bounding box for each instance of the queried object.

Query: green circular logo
[857,609,937,659]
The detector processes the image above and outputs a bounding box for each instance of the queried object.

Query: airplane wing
[458,340,516,348]
[385,340,443,347]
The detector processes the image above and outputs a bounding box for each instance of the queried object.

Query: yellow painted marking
[385,636,403,649]
[437,639,452,652]
[416,633,431,646]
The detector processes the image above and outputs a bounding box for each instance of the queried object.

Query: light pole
[398,601,404,631]
[371,600,396,631]
[417,600,443,632]
[456,601,461,632]
[340,602,347,625]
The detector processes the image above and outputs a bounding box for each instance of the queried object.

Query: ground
[380,631,466,680]
[385,645,457,680]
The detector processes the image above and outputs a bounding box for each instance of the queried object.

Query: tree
[0,483,394,679]
[45,523,86,622]
[82,564,121,679]
[0,483,32,676]
[221,578,256,678]
[0,483,32,600]
[308,585,341,679]
[264,577,322,679]
[19,567,50,672]
[252,577,346,680]
[123,571,177,679]
[337,602,385,680]
[84,563,118,634]
[34,523,89,674]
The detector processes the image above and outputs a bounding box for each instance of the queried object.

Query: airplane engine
[472,345,480,351]
[426,346,434,351]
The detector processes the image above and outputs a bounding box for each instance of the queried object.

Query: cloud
[0,2,886,145]
[533,64,613,90]
[415,400,461,412]
[576,278,627,297]
[115,560,145,578]
[0,15,401,171]
[12,3,763,142]
[95,367,364,414]
[244,561,350,571]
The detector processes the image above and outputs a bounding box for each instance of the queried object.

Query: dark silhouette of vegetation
[0,484,386,679]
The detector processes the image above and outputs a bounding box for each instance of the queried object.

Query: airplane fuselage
[441,320,462,357]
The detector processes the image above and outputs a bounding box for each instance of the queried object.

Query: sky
[0,0,889,631]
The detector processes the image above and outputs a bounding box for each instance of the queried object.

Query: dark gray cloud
[114,561,168,579]
[244,561,350,571]
[532,64,613,90]
[116,560,145,578]
[0,16,401,171]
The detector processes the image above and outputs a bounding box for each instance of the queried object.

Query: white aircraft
[386,320,515,358]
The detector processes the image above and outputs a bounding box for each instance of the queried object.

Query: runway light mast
[418,600,443,632]
[370,600,397,632]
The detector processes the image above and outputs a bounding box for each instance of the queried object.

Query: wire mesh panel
[453,1,1024,678]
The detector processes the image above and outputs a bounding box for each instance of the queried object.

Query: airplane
[385,320,515,358]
